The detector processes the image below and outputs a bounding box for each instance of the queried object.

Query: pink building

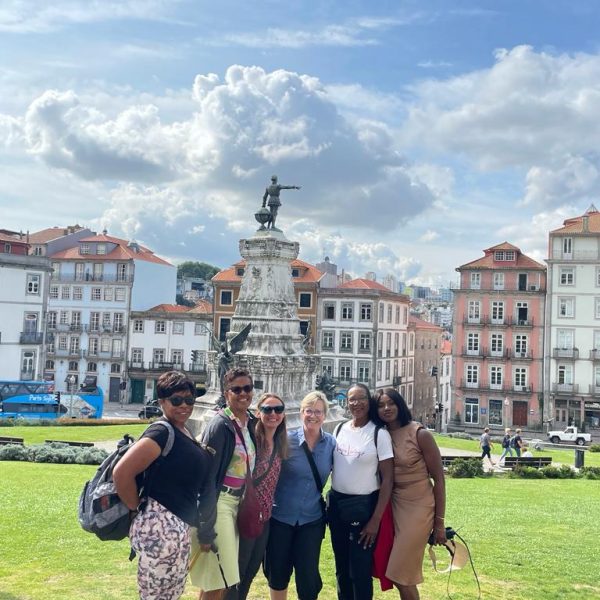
[452,242,546,432]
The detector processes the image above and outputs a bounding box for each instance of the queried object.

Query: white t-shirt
[332,421,394,495]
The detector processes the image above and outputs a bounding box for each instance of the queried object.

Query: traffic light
[54,391,61,402]
[429,366,438,377]
[191,350,199,363]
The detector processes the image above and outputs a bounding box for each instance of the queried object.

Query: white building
[439,339,452,431]
[0,232,52,380]
[317,278,411,394]
[45,232,176,402]
[127,301,213,403]
[545,205,600,430]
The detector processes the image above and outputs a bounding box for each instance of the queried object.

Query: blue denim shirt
[271,427,336,526]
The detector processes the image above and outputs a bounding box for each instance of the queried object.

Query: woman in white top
[328,383,394,600]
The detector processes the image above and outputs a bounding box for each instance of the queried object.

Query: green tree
[177,261,220,280]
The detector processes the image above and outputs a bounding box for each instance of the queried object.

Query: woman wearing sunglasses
[264,391,336,600]
[226,393,288,600]
[114,371,212,600]
[191,368,257,600]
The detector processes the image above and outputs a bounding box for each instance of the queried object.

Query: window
[386,332,392,357]
[291,268,300,278]
[465,398,479,424]
[104,287,114,301]
[153,348,166,363]
[557,329,574,349]
[515,335,528,355]
[87,362,97,373]
[171,349,183,365]
[409,333,414,351]
[387,305,392,323]
[595,298,600,320]
[155,320,166,334]
[93,263,103,280]
[61,286,70,300]
[117,264,127,281]
[45,359,54,370]
[26,274,41,295]
[394,332,399,356]
[75,263,85,281]
[71,312,81,328]
[467,332,480,354]
[560,268,575,285]
[395,306,400,324]
[69,337,80,354]
[97,244,106,255]
[491,301,504,323]
[490,333,503,355]
[101,337,110,352]
[220,290,233,306]
[359,332,371,352]
[88,338,98,355]
[173,321,184,334]
[360,303,372,321]
[489,399,503,425]
[218,318,230,341]
[58,335,68,350]
[562,237,572,257]
[68,361,79,372]
[194,322,207,335]
[133,319,144,333]
[299,293,312,308]
[339,361,352,381]
[300,320,309,336]
[113,313,124,332]
[377,332,383,357]
[321,360,334,376]
[379,303,384,322]
[490,366,503,388]
[80,244,90,255]
[341,303,353,320]
[236,267,245,277]
[357,361,370,383]
[91,287,101,301]
[597,267,600,287]
[322,331,334,350]
[49,286,59,299]
[60,310,69,325]
[102,312,111,330]
[323,303,335,320]
[47,312,57,329]
[340,332,353,352]
[468,300,481,322]
[493,273,504,290]
[470,272,481,289]
[111,363,121,374]
[466,364,479,386]
[90,312,100,332]
[557,364,573,385]
[408,358,413,376]
[34,246,43,256]
[514,367,527,389]
[73,286,83,300]
[558,297,574,318]
[131,348,143,363]
[115,288,126,301]
[385,360,391,380]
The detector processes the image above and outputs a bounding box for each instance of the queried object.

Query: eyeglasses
[228,384,254,395]
[168,395,195,407]
[348,397,368,405]
[303,408,324,417]
[259,405,285,415]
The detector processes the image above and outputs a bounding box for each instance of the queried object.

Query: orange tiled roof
[189,299,213,315]
[409,315,443,331]
[146,304,190,313]
[551,205,600,234]
[0,232,27,244]
[458,242,545,271]
[28,225,87,243]
[49,234,172,266]
[340,278,391,291]
[213,259,323,284]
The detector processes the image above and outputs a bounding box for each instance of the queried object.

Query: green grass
[434,434,600,467]
[1,462,599,600]
[2,425,148,445]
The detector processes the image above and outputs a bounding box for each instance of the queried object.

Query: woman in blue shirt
[264,391,335,600]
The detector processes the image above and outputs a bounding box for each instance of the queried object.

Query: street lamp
[67,374,77,417]
[504,397,510,427]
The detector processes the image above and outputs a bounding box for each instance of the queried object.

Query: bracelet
[435,516,445,521]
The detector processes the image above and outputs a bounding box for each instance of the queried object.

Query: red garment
[372,501,395,591]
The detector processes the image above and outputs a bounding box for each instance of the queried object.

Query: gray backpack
[78,420,175,541]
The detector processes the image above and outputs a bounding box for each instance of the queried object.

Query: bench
[503,456,552,470]
[44,439,95,447]
[0,436,25,446]
[442,455,482,468]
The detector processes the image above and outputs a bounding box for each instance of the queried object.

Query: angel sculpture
[212,323,252,398]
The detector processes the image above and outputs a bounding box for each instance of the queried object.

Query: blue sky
[2,1,600,286]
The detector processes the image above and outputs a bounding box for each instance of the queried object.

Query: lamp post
[67,374,76,418]
[504,397,510,428]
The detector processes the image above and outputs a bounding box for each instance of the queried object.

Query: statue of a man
[262,175,301,230]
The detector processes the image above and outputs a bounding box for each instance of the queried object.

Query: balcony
[20,332,44,344]
[127,361,208,374]
[462,316,486,327]
[462,347,484,358]
[460,379,479,389]
[50,273,133,283]
[512,318,533,328]
[589,384,600,397]
[52,348,84,358]
[553,348,579,360]
[20,370,35,380]
[590,349,600,362]
[511,350,532,360]
[485,347,509,359]
[83,350,124,360]
[148,361,185,371]
[553,383,579,394]
[512,385,532,394]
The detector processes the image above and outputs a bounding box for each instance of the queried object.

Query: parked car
[138,400,163,419]
[547,426,591,446]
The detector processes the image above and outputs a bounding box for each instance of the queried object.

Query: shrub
[589,444,600,453]
[558,464,578,479]
[447,457,484,478]
[447,432,475,440]
[0,444,29,461]
[0,418,143,427]
[540,466,563,479]
[580,466,600,480]
[511,465,545,479]
[0,443,107,465]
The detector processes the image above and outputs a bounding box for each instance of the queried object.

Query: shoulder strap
[230,419,251,479]
[154,420,175,457]
[334,420,348,438]
[301,441,323,493]
[253,446,277,486]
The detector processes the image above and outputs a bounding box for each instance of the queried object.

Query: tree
[177,261,220,280]
[175,294,195,307]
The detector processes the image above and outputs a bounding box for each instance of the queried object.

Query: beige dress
[385,422,435,586]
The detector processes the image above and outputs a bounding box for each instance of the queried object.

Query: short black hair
[374,388,412,427]
[223,367,253,389]
[156,371,195,399]
[348,383,380,424]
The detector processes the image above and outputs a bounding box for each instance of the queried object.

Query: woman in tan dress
[375,388,446,600]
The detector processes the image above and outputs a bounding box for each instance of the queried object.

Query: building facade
[453,242,546,432]
[545,206,600,430]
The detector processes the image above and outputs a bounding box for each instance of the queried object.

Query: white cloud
[419,230,439,242]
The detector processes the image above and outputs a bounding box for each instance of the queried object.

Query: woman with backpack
[328,383,394,600]
[499,428,514,464]
[113,371,212,600]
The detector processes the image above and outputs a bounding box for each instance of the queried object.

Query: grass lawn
[433,434,600,468]
[1,462,599,600]
[0,424,148,445]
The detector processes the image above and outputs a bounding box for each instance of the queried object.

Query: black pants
[264,517,325,600]
[328,490,378,600]
[225,521,270,600]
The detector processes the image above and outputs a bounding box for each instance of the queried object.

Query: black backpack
[502,435,510,449]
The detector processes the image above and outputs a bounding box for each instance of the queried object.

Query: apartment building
[317,279,412,396]
[545,205,600,430]
[45,232,175,402]
[409,316,443,426]
[0,231,52,380]
[28,225,92,257]
[127,300,213,403]
[439,339,452,431]
[453,242,546,432]
[212,258,323,352]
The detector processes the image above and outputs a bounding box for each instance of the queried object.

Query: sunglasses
[259,405,285,415]
[168,395,195,407]
[228,384,254,395]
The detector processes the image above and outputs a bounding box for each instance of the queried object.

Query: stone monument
[189,176,342,434]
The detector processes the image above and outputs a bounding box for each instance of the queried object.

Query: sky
[2,0,600,287]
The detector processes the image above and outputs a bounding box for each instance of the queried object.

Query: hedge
[0,442,108,464]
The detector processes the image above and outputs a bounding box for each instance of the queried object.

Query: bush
[511,465,545,479]
[0,444,29,461]
[540,465,563,479]
[0,418,143,427]
[0,443,108,465]
[447,432,475,440]
[447,457,484,478]
[580,466,600,480]
[589,444,600,453]
[558,464,578,479]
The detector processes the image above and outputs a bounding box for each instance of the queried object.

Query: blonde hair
[300,391,328,416]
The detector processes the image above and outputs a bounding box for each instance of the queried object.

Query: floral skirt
[130,497,191,600]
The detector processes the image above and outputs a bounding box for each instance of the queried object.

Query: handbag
[335,493,375,525]
[231,420,266,539]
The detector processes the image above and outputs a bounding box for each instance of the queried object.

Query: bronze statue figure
[261,175,301,230]
[212,323,252,397]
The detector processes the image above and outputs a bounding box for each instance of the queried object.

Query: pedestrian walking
[499,428,513,464]
[479,427,494,467]
[511,429,523,457]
